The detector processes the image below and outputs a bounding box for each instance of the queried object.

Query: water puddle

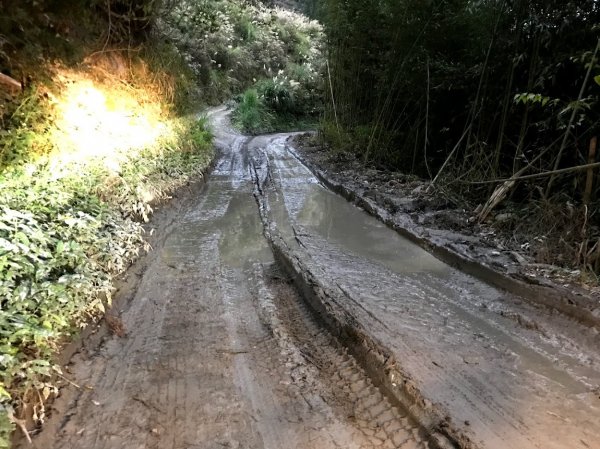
[263,139,597,395]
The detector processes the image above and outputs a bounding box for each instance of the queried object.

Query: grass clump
[232,75,321,134]
[232,89,274,134]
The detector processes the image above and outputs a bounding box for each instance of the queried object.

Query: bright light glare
[49,72,171,175]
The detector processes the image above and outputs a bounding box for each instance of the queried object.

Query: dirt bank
[253,133,600,449]
[289,134,600,328]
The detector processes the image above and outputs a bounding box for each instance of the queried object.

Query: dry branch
[0,72,21,92]
[470,161,600,185]
[476,161,600,222]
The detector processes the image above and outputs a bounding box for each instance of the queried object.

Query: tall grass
[232,89,275,134]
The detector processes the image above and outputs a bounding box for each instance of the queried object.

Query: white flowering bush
[161,0,325,111]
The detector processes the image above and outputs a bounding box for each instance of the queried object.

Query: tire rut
[258,264,431,449]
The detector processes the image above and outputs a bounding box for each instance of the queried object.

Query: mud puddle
[255,135,600,449]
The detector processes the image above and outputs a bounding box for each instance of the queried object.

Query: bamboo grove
[309,0,600,274]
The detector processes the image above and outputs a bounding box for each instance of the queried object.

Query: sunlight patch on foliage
[0,56,213,444]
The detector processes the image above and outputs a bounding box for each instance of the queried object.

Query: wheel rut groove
[257,264,431,449]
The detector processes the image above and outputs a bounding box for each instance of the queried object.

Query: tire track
[256,263,431,449]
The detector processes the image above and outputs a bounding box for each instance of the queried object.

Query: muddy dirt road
[251,132,600,449]
[28,108,600,449]
[27,109,429,449]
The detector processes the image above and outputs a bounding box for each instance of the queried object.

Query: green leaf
[594,75,600,86]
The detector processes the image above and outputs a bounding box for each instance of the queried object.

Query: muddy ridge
[289,134,600,328]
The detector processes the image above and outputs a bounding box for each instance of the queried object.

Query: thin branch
[0,72,21,91]
[423,56,431,179]
[429,125,472,187]
[103,0,112,51]
[325,58,340,136]
[463,161,600,185]
[545,37,600,196]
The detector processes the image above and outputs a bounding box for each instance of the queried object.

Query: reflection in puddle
[267,140,448,274]
[296,185,447,274]
[218,192,273,268]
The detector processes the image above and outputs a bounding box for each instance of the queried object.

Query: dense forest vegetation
[161,0,324,132]
[308,0,600,276]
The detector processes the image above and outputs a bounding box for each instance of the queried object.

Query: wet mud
[253,133,600,449]
[25,108,600,449]
[23,108,431,449]
[289,134,600,327]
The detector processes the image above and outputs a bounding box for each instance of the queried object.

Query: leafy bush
[0,112,212,443]
[232,67,323,134]
[258,78,296,115]
[0,66,213,446]
[0,0,217,445]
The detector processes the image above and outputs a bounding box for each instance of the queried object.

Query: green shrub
[162,0,325,106]
[0,109,213,441]
[231,89,274,134]
[235,14,257,41]
[257,78,296,115]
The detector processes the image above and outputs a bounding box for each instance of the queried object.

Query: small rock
[510,251,528,265]
[494,213,515,222]
[411,185,425,195]
[462,356,480,365]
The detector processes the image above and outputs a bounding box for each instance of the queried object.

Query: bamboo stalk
[430,125,472,188]
[423,57,431,179]
[546,38,600,196]
[325,58,340,136]
[584,136,597,205]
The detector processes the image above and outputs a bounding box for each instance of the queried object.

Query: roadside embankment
[0,50,213,444]
[289,134,600,329]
